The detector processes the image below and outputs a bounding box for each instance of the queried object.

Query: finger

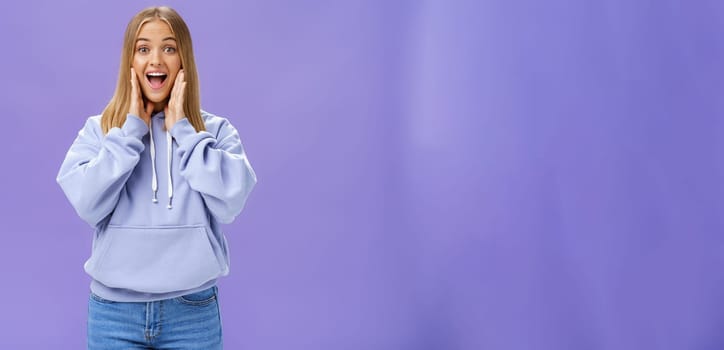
[179,82,187,111]
[174,70,184,94]
[132,69,144,99]
[173,70,184,99]
[130,68,134,95]
[174,69,186,96]
[171,76,178,101]
[172,83,185,119]
[130,68,138,115]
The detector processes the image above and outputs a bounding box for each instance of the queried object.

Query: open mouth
[146,72,168,90]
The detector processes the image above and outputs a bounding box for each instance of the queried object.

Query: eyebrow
[136,37,177,43]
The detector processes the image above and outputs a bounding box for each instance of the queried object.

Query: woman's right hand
[129,67,154,126]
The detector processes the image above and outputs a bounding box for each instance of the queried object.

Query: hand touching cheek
[129,67,154,125]
[164,69,186,131]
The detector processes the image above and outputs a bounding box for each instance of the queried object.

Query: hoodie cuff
[170,118,199,144]
[124,114,150,139]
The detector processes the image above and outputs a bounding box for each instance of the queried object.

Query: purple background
[1,0,723,349]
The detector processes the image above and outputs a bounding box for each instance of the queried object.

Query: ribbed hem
[90,278,217,302]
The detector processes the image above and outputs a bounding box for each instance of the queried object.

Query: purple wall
[0,0,722,349]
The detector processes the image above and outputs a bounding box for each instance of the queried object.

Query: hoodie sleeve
[56,115,149,227]
[170,117,257,224]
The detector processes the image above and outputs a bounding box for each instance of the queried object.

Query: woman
[57,6,256,349]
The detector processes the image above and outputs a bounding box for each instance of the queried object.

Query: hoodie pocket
[84,225,223,294]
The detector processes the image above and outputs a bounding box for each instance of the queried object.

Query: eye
[137,47,149,54]
[164,46,177,54]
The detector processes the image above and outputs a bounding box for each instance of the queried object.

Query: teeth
[147,72,166,76]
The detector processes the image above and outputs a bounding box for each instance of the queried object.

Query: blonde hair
[101,6,205,134]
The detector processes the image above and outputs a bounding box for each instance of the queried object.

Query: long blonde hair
[101,6,205,134]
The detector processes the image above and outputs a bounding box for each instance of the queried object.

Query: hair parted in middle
[101,6,205,134]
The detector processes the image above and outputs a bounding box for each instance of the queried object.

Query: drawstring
[149,124,158,203]
[148,119,174,209]
[166,130,174,209]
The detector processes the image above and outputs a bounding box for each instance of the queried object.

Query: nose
[149,50,163,67]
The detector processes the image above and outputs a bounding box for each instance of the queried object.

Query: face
[132,19,181,112]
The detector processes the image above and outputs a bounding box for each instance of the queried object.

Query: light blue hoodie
[57,111,256,302]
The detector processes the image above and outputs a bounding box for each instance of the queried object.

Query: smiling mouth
[146,72,168,90]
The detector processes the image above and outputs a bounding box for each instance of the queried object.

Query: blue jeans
[87,286,222,349]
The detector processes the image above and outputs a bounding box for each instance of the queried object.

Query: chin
[144,94,169,104]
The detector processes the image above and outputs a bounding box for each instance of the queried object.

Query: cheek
[169,56,182,70]
[132,60,145,78]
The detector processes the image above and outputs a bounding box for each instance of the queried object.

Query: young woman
[57,6,256,349]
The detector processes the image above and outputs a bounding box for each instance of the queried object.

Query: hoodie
[57,111,257,302]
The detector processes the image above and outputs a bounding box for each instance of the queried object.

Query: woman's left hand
[165,69,186,131]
